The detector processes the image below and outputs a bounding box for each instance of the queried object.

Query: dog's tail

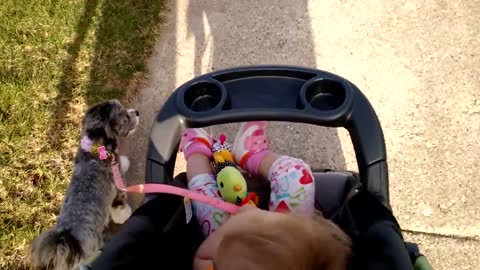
[31,229,84,270]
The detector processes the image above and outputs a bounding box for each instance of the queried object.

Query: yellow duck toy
[211,134,258,206]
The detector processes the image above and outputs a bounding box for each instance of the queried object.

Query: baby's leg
[181,129,229,237]
[260,153,315,213]
[232,122,315,213]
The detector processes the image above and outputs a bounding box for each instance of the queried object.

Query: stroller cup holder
[301,78,347,111]
[183,81,227,112]
[147,65,389,205]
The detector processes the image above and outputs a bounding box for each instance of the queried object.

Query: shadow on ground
[185,0,347,171]
[123,0,348,210]
[48,0,164,150]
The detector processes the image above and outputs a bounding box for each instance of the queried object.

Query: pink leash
[111,163,240,214]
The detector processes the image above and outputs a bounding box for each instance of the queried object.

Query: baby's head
[214,206,352,270]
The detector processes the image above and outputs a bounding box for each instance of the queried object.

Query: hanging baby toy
[211,134,258,206]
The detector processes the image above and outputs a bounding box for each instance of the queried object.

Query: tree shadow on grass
[48,0,164,150]
[85,0,165,105]
[48,0,99,150]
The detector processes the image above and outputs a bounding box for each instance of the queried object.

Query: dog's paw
[119,155,130,174]
[111,204,132,224]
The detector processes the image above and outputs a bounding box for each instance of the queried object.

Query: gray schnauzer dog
[31,100,139,270]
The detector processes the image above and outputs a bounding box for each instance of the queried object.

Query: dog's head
[82,99,139,146]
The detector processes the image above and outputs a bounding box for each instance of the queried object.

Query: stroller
[87,66,433,270]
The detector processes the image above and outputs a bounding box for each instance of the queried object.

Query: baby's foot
[179,128,213,159]
[232,122,269,175]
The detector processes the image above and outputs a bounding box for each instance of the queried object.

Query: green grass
[0,0,164,268]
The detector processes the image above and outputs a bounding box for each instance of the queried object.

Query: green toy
[217,166,247,204]
[211,134,258,206]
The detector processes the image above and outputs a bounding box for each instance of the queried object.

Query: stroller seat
[313,171,359,219]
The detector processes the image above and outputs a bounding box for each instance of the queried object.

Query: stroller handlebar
[146,65,389,205]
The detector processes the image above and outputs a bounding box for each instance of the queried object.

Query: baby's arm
[187,153,229,237]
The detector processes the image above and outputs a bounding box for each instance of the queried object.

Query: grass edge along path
[0,0,164,268]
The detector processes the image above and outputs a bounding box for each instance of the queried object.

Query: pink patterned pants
[188,156,315,237]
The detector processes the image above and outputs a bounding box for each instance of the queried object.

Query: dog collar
[80,136,113,161]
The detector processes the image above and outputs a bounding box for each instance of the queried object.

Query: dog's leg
[119,155,130,174]
[110,190,132,224]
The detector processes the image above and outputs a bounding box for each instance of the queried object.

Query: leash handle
[111,164,240,214]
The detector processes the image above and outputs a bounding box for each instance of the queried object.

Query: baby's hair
[215,211,351,270]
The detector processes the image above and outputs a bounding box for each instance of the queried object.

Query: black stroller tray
[146,65,389,204]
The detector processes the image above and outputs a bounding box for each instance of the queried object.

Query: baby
[180,122,351,270]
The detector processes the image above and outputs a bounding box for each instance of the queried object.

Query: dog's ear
[103,122,117,140]
[83,100,121,142]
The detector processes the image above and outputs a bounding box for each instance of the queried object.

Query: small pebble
[422,207,433,217]
[425,141,436,148]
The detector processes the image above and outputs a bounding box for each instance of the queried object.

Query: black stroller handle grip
[146,66,389,204]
